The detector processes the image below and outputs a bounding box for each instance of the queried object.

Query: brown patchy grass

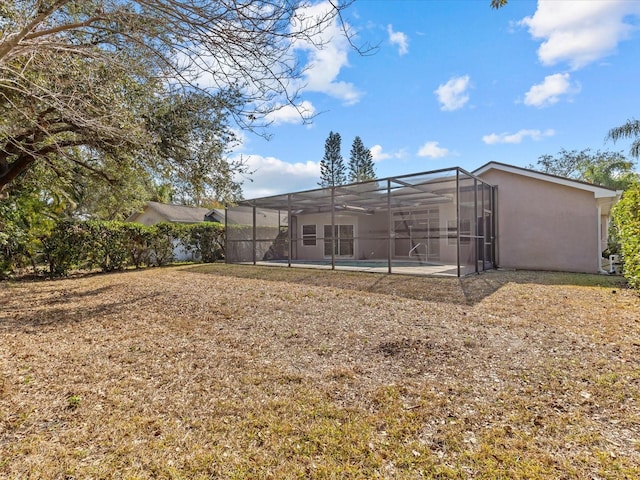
[0,264,638,479]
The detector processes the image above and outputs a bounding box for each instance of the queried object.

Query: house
[226,167,495,276]
[126,202,285,263]
[225,163,621,276]
[126,201,211,226]
[474,161,621,274]
[126,201,213,261]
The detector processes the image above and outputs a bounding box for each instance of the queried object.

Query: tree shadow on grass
[0,284,163,333]
[186,263,472,305]
[185,263,630,306]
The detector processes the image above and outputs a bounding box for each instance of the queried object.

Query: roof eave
[474,161,620,198]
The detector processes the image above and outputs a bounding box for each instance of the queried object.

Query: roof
[129,201,210,224]
[473,161,621,199]
[205,208,225,223]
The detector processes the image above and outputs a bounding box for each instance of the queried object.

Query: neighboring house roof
[205,208,225,223]
[127,201,210,224]
[473,161,621,199]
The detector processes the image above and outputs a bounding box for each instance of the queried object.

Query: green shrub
[0,194,55,276]
[149,223,177,266]
[612,181,640,289]
[4,217,225,277]
[0,202,27,276]
[183,222,224,263]
[121,222,153,268]
[42,220,92,276]
[85,221,130,272]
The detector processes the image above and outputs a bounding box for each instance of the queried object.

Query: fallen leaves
[0,265,638,478]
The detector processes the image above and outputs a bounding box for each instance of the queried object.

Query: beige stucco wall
[293,205,460,264]
[355,211,389,260]
[294,212,362,261]
[478,169,599,273]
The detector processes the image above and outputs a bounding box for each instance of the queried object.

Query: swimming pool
[250,259,460,276]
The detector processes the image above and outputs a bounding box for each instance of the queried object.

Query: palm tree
[608,119,640,158]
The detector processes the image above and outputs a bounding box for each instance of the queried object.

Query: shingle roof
[205,208,225,223]
[145,201,210,223]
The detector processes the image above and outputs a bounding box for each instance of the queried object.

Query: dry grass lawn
[1,264,639,479]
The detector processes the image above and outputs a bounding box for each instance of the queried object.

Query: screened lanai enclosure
[225,168,496,277]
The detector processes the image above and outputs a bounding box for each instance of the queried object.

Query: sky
[231,0,640,199]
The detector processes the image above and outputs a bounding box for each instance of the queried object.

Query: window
[302,224,316,246]
[323,224,354,257]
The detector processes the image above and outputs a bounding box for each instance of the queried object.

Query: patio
[226,168,496,277]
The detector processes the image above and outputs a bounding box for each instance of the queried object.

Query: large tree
[348,136,375,183]
[0,0,352,194]
[529,148,639,191]
[1,84,245,218]
[143,90,246,206]
[319,131,346,187]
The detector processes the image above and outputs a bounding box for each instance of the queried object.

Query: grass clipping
[1,264,639,479]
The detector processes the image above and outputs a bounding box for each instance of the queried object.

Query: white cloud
[434,75,471,111]
[387,24,409,55]
[524,73,581,107]
[482,129,555,145]
[265,101,317,125]
[370,144,391,162]
[520,0,640,69]
[370,144,407,163]
[293,1,362,105]
[235,155,320,198]
[417,141,449,159]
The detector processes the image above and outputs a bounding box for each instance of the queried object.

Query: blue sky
[233,0,640,199]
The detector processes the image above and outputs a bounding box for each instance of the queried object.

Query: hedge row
[2,220,224,277]
[612,182,640,289]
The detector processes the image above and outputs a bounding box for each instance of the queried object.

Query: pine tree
[319,131,346,187]
[348,136,376,183]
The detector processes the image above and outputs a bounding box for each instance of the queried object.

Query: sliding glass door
[323,224,354,257]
